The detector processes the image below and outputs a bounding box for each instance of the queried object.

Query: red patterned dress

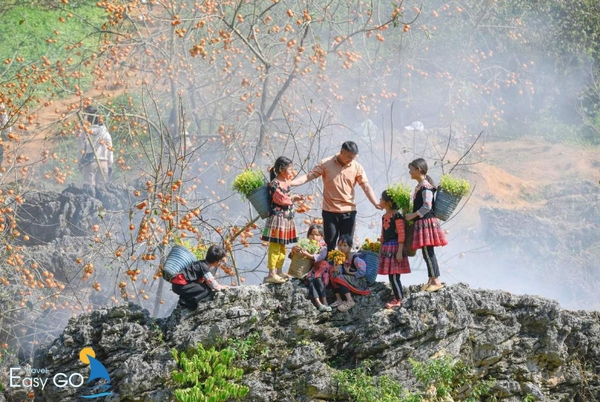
[378,211,411,275]
[412,180,448,249]
[261,179,298,244]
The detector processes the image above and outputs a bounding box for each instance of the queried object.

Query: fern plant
[171,344,249,402]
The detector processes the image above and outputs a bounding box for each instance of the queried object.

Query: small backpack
[162,246,197,282]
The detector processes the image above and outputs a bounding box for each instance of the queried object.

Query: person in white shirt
[78,106,114,187]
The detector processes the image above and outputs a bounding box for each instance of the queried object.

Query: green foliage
[0,3,105,93]
[439,175,471,197]
[296,238,321,254]
[232,168,266,199]
[177,239,208,261]
[227,333,272,364]
[333,360,404,402]
[334,355,496,402]
[385,183,412,215]
[409,355,496,401]
[171,343,249,402]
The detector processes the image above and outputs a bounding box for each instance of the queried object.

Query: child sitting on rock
[171,245,228,309]
[330,235,370,312]
[292,224,331,312]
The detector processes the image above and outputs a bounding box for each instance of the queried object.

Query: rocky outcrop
[14,185,133,246]
[6,281,597,401]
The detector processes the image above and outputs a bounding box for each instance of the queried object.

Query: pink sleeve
[395,217,406,244]
[273,188,292,206]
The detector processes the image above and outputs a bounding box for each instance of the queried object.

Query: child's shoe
[318,304,333,313]
[385,298,402,309]
[266,275,286,284]
[337,300,355,312]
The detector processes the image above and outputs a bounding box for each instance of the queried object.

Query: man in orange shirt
[291,141,381,251]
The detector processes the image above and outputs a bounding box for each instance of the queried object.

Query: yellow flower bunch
[327,250,346,266]
[361,238,381,253]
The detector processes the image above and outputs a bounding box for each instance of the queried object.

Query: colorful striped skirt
[412,217,448,249]
[330,266,370,296]
[378,240,411,275]
[261,215,298,244]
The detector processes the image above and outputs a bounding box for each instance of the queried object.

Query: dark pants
[172,281,212,309]
[322,210,357,252]
[389,274,404,300]
[307,277,327,299]
[335,285,350,296]
[422,246,440,278]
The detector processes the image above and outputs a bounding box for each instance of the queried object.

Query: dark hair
[307,224,324,238]
[409,158,436,187]
[270,156,293,181]
[341,141,359,154]
[84,105,101,125]
[337,234,353,248]
[206,245,226,263]
[381,190,399,210]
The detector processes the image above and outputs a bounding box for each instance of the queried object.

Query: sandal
[318,304,333,313]
[330,300,343,308]
[420,283,431,291]
[385,298,402,309]
[266,275,286,284]
[337,300,356,312]
[426,283,445,292]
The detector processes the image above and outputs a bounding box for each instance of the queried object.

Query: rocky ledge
[3,281,600,401]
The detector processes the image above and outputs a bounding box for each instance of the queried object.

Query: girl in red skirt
[261,156,304,284]
[378,190,411,308]
[405,158,448,292]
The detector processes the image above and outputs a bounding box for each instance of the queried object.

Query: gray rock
[3,282,593,401]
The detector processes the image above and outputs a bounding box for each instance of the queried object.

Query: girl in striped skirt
[405,158,448,292]
[378,190,411,308]
[261,156,304,284]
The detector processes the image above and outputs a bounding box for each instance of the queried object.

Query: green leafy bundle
[385,183,412,214]
[439,174,471,197]
[171,344,249,402]
[297,238,321,254]
[232,168,267,199]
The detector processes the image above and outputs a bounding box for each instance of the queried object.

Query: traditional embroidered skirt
[378,240,411,275]
[261,215,298,244]
[412,217,448,249]
[330,266,370,296]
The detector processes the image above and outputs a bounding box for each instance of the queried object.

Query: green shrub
[439,174,471,197]
[232,168,267,199]
[385,182,412,215]
[409,354,496,401]
[296,238,321,254]
[333,355,496,402]
[171,344,249,402]
[333,360,404,402]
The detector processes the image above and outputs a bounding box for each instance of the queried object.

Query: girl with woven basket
[405,158,448,292]
[261,156,304,284]
[292,224,331,312]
